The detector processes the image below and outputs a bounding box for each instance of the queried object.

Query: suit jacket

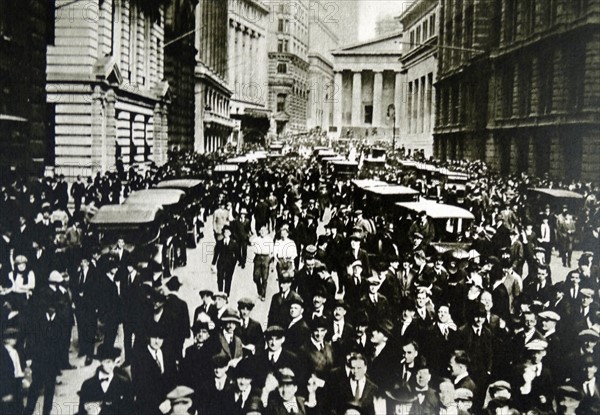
[77,370,134,415]
[285,318,311,350]
[214,332,244,361]
[410,388,439,415]
[131,346,177,415]
[193,302,218,324]
[422,324,455,374]
[236,318,264,351]
[451,325,493,377]
[300,340,335,380]
[163,294,190,354]
[327,376,378,415]
[345,248,371,277]
[221,387,262,415]
[268,291,293,327]
[368,342,401,390]
[265,394,307,415]
[212,238,239,270]
[360,293,389,322]
[454,374,478,395]
[250,348,303,387]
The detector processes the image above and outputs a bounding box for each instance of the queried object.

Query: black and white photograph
[0,0,599,414]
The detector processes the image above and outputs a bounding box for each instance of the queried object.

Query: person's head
[192,322,211,345]
[538,311,560,333]
[401,300,416,322]
[367,278,380,294]
[259,225,268,237]
[350,237,361,250]
[148,332,164,351]
[556,385,582,414]
[97,345,121,375]
[276,368,298,401]
[567,271,581,286]
[415,365,431,389]
[116,238,125,249]
[583,355,598,381]
[165,386,195,415]
[223,227,232,239]
[14,255,27,272]
[449,351,469,377]
[438,378,456,408]
[480,290,493,312]
[280,226,289,239]
[416,290,429,308]
[289,298,304,319]
[312,291,326,310]
[238,298,255,319]
[471,303,487,328]
[279,275,293,292]
[212,354,230,378]
[455,388,474,413]
[333,300,348,321]
[348,353,368,381]
[581,288,594,307]
[215,292,228,309]
[402,341,419,365]
[536,265,550,281]
[2,327,19,348]
[579,330,599,353]
[523,311,537,331]
[437,304,452,324]
[265,326,286,352]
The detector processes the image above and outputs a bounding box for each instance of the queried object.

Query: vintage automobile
[155,179,204,247]
[395,199,475,253]
[436,169,469,203]
[329,160,359,179]
[213,164,240,177]
[527,188,585,216]
[89,204,175,275]
[353,181,420,216]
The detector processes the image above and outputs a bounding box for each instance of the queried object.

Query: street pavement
[37,210,577,414]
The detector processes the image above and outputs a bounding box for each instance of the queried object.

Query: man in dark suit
[23,304,63,415]
[360,276,390,322]
[250,325,303,388]
[192,289,217,324]
[162,276,190,363]
[212,226,239,295]
[77,345,133,415]
[325,352,378,415]
[300,316,335,381]
[329,299,354,365]
[1,327,23,415]
[221,359,262,415]
[230,208,252,268]
[96,259,122,349]
[71,257,99,365]
[345,260,368,310]
[181,321,219,394]
[131,324,177,415]
[448,350,478,395]
[523,265,553,306]
[268,274,294,327]
[451,304,493,387]
[265,368,308,415]
[368,319,400,391]
[285,295,310,350]
[411,359,440,415]
[236,298,264,356]
[197,353,234,415]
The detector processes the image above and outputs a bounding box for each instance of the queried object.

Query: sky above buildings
[358,0,414,40]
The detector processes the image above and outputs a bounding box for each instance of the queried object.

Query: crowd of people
[0,146,599,415]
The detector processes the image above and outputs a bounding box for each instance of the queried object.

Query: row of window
[277,37,307,56]
[409,12,436,50]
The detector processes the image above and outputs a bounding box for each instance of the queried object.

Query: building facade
[194,0,236,153]
[398,0,439,158]
[165,0,197,152]
[0,0,51,178]
[47,0,170,179]
[267,0,310,137]
[306,0,340,134]
[330,33,404,142]
[487,0,600,181]
[228,0,270,146]
[433,0,498,163]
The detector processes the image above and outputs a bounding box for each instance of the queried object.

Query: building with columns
[330,33,404,143]
[47,0,170,179]
[306,0,340,134]
[398,0,439,158]
[194,0,236,153]
[267,0,310,137]
[228,0,270,146]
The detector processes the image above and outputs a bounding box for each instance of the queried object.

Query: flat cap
[538,310,561,322]
[220,308,241,324]
[579,329,600,340]
[214,291,229,300]
[237,297,255,309]
[264,325,285,337]
[525,339,548,351]
[455,388,474,401]
[166,385,194,403]
[580,288,594,298]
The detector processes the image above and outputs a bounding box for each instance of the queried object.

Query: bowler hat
[95,345,121,361]
[373,319,394,338]
[165,276,183,291]
[148,323,166,338]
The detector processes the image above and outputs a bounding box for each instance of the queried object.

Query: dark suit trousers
[24,369,57,415]
[218,264,236,295]
[253,254,270,297]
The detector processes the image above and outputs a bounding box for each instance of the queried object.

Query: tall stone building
[307,0,339,134]
[331,33,404,141]
[398,0,439,158]
[267,0,310,137]
[0,0,51,177]
[194,0,236,153]
[228,0,270,146]
[434,0,498,163]
[165,0,198,152]
[487,0,600,181]
[47,0,170,178]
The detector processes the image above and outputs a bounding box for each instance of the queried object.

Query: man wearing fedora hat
[300,316,334,380]
[367,319,398,391]
[264,367,307,415]
[162,276,191,363]
[77,345,133,415]
[231,208,252,268]
[236,298,264,355]
[285,295,310,351]
[181,321,218,394]
[131,323,177,415]
[222,359,262,415]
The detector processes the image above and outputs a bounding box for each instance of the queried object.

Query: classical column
[194,81,205,153]
[372,71,383,127]
[351,71,362,126]
[394,72,402,134]
[333,71,343,135]
[414,78,420,135]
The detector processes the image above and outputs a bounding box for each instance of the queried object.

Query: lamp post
[387,104,396,152]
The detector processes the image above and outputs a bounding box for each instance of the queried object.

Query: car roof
[214,164,239,172]
[364,185,420,196]
[396,199,475,219]
[155,179,202,190]
[529,188,584,199]
[352,179,389,189]
[90,204,162,224]
[124,189,185,206]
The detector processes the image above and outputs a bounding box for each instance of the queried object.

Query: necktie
[352,380,360,399]
[334,323,341,337]
[269,353,275,363]
[154,351,163,373]
[403,365,410,381]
